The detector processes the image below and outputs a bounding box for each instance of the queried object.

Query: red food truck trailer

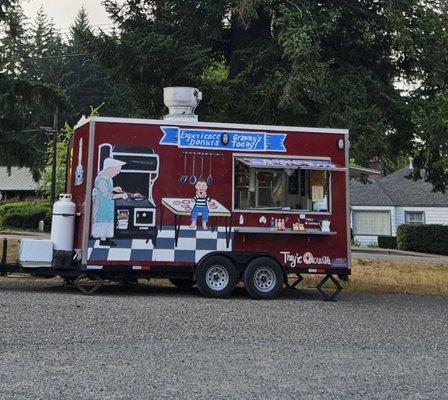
[0,87,350,300]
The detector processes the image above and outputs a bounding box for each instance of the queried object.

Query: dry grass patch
[2,239,447,296]
[298,259,448,296]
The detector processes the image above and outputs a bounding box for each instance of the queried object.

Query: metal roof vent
[163,87,202,122]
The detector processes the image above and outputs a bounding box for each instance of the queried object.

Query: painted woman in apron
[91,158,128,246]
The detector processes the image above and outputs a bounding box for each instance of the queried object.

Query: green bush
[377,235,397,249]
[397,224,448,255]
[0,201,52,231]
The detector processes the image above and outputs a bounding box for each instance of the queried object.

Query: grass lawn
[1,239,447,296]
[299,259,448,296]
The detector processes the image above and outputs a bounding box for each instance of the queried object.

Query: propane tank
[50,194,76,251]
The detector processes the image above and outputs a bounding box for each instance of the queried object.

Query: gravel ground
[0,279,447,400]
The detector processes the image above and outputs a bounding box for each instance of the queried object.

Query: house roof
[350,166,448,207]
[349,179,394,206]
[349,165,383,178]
[0,167,39,192]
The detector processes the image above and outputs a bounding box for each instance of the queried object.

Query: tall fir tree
[64,7,129,122]
[95,0,448,190]
[0,0,70,173]
[0,1,28,76]
[27,6,66,86]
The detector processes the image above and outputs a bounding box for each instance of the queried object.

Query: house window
[353,211,391,236]
[405,211,425,225]
[233,158,330,212]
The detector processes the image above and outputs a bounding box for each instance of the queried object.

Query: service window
[405,211,425,225]
[353,210,391,235]
[234,158,330,212]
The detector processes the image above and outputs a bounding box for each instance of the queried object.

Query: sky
[22,0,113,31]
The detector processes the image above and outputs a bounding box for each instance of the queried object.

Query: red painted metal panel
[71,123,89,250]
[72,119,349,272]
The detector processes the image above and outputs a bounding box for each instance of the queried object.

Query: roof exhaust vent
[163,87,202,122]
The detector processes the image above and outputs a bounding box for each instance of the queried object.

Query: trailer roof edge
[75,116,350,135]
[74,116,349,135]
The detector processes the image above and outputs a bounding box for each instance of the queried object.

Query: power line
[53,23,116,32]
[22,52,93,61]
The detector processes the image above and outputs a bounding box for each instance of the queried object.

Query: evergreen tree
[96,0,221,117]
[0,1,28,76]
[95,0,448,190]
[27,6,66,86]
[0,1,15,21]
[0,1,70,173]
[64,6,130,122]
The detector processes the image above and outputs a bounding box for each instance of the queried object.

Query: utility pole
[50,106,59,204]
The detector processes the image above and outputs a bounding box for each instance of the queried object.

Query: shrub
[377,235,397,249]
[397,224,448,255]
[0,201,52,231]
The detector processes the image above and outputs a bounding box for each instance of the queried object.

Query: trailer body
[1,99,350,299]
[67,116,349,279]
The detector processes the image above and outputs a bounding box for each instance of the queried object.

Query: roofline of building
[0,189,38,192]
[351,203,448,208]
[348,165,383,177]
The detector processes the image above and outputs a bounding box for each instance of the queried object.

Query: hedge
[377,235,397,249]
[397,224,448,255]
[0,201,52,231]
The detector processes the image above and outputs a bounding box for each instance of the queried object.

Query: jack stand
[285,272,303,290]
[316,274,343,301]
[73,273,105,295]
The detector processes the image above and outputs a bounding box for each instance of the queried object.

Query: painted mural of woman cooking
[92,158,141,247]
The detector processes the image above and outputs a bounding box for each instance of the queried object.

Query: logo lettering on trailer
[280,251,331,268]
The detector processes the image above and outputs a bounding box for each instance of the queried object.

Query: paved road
[0,279,447,400]
[0,231,49,240]
[352,251,448,264]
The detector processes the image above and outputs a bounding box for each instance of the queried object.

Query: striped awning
[235,157,346,171]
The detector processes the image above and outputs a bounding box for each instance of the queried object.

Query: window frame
[232,153,333,215]
[352,210,392,236]
[404,211,425,225]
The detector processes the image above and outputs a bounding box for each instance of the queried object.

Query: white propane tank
[50,194,76,251]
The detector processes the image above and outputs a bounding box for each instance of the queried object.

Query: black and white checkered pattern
[88,225,232,263]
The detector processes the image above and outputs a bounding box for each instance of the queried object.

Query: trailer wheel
[196,256,237,298]
[243,257,284,299]
[169,278,194,291]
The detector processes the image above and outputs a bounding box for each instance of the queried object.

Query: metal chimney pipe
[163,87,202,122]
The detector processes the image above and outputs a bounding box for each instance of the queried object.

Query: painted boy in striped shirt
[190,179,211,230]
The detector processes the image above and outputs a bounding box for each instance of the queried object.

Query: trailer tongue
[0,87,349,300]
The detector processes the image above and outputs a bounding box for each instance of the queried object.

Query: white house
[350,165,448,245]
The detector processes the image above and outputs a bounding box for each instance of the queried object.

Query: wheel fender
[193,252,234,280]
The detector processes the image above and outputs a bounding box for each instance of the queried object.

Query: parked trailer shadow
[0,277,329,301]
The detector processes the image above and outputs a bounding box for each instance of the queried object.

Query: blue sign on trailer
[160,126,287,152]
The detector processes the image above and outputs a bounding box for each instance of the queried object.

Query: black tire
[169,278,195,290]
[243,257,284,299]
[196,256,237,298]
